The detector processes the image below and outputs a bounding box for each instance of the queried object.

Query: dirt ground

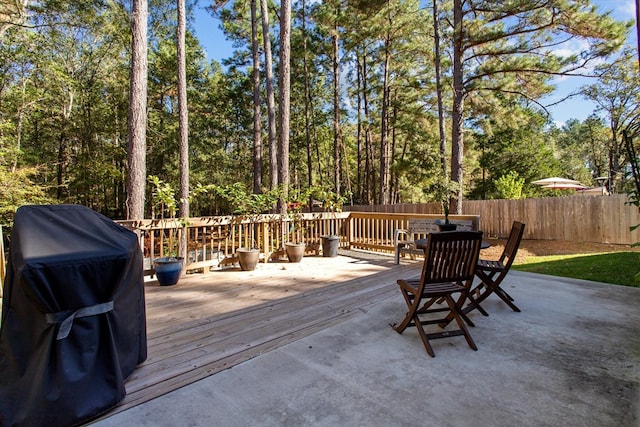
[481,239,640,262]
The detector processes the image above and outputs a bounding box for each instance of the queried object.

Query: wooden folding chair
[392,231,483,357]
[464,221,525,316]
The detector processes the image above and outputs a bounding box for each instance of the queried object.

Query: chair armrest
[394,229,409,245]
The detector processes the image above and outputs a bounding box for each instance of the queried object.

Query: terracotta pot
[285,242,305,263]
[237,248,259,271]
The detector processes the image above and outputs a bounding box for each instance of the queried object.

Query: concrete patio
[89,264,640,427]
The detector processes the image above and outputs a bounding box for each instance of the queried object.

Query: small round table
[415,238,490,250]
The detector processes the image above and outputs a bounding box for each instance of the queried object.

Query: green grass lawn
[512,252,640,287]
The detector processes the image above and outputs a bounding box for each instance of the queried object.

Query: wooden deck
[101,251,421,418]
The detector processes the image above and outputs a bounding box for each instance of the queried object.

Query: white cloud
[593,0,634,20]
[549,37,608,74]
[615,0,636,20]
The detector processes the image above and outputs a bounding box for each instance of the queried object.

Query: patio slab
[90,271,640,427]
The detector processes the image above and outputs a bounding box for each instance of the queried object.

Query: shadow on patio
[91,251,640,427]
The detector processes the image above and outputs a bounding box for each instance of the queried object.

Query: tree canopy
[0,0,636,225]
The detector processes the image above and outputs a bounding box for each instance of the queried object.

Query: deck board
[97,252,421,418]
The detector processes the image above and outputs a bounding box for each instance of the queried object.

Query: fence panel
[348,212,480,254]
[347,195,640,245]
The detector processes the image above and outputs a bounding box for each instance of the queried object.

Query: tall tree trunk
[57,132,68,201]
[341,136,353,203]
[610,122,622,193]
[332,22,341,195]
[302,0,313,190]
[378,37,391,205]
[177,0,189,261]
[12,75,32,173]
[126,0,147,220]
[57,88,74,201]
[260,0,277,190]
[356,54,363,202]
[636,0,640,72]
[251,0,262,193]
[390,92,397,203]
[450,0,464,214]
[361,51,374,204]
[277,0,291,213]
[433,0,447,177]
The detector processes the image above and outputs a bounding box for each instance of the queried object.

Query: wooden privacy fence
[346,194,640,245]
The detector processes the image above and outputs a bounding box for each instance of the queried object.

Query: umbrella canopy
[531,177,582,186]
[542,183,587,190]
[577,186,610,195]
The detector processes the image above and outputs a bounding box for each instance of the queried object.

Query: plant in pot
[284,188,314,262]
[316,188,348,257]
[428,173,459,232]
[149,175,186,286]
[217,183,279,271]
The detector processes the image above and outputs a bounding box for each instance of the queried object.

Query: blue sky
[192,0,637,126]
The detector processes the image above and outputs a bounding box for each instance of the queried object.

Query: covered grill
[0,204,147,426]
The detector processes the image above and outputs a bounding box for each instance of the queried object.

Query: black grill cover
[0,205,147,426]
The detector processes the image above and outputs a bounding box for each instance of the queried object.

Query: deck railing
[117,212,352,276]
[117,211,473,276]
[0,211,479,282]
[2,194,636,283]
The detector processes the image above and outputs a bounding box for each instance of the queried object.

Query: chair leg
[464,272,499,315]
[444,295,477,351]
[440,292,476,328]
[393,288,421,334]
[464,292,489,317]
[473,269,521,313]
[413,318,436,357]
[499,287,516,302]
[493,287,521,312]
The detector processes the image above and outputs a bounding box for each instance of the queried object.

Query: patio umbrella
[531,177,582,186]
[542,183,587,190]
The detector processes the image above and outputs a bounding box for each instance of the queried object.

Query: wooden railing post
[347,213,353,249]
[261,221,269,263]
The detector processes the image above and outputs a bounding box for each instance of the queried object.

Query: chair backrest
[499,221,525,268]
[420,231,483,285]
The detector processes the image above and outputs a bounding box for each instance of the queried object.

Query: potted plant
[149,176,185,286]
[317,188,348,257]
[217,183,279,271]
[284,199,305,263]
[429,172,458,232]
[283,187,315,262]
